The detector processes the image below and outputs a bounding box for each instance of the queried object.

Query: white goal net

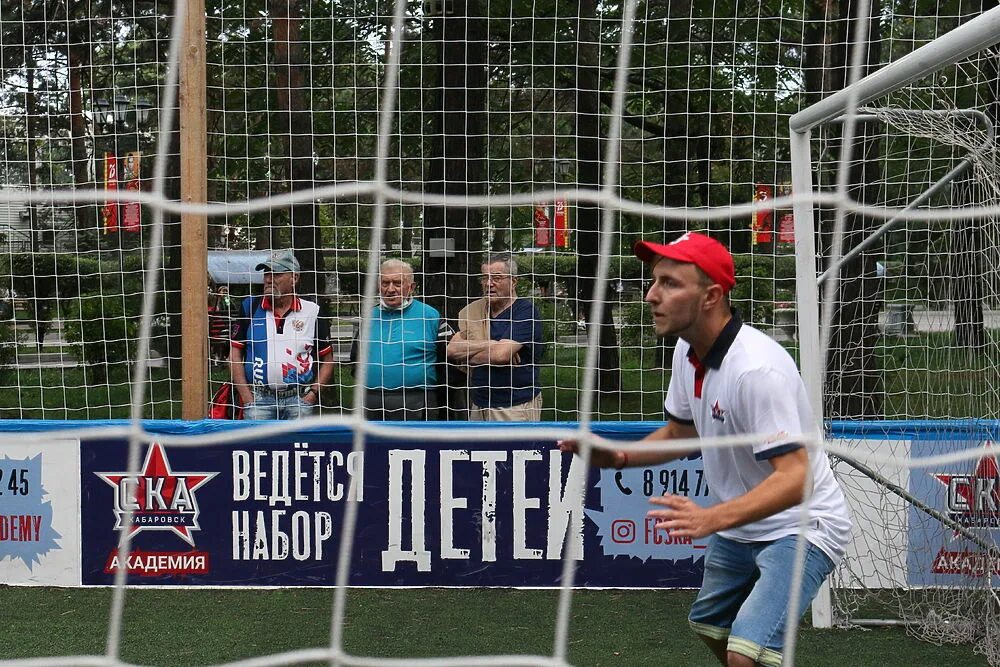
[2,0,1000,666]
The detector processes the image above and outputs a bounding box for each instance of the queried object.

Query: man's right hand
[558,439,625,469]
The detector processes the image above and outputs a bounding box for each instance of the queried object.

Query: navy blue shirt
[470,298,545,408]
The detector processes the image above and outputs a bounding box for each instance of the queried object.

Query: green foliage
[618,301,652,348]
[329,256,366,296]
[2,0,988,423]
[0,253,103,347]
[2,252,97,310]
[327,252,641,303]
[62,292,140,383]
[881,330,1000,419]
[0,319,18,376]
[516,252,645,284]
[56,251,149,382]
[533,297,578,340]
[730,253,796,327]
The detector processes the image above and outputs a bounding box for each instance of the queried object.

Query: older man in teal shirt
[352,259,452,420]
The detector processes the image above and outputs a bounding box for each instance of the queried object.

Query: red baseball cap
[633,232,736,293]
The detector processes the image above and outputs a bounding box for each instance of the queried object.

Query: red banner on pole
[751,184,773,245]
[103,153,119,233]
[553,198,569,248]
[534,205,551,247]
[121,151,141,233]
[778,212,795,244]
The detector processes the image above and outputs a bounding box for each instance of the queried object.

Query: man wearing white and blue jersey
[353,259,452,420]
[230,249,334,420]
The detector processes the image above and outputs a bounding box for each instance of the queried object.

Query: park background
[3,1,1000,665]
[1,0,996,424]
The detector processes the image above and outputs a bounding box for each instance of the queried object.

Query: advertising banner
[751,184,773,245]
[907,438,1000,585]
[121,151,141,233]
[0,439,80,585]
[102,153,118,233]
[553,198,569,248]
[534,205,551,247]
[18,419,992,590]
[80,429,709,587]
[778,212,795,244]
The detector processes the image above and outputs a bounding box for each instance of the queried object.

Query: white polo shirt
[664,312,851,563]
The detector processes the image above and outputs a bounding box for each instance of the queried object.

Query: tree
[820,0,885,419]
[420,0,488,322]
[270,0,325,300]
[951,0,999,351]
[570,0,621,395]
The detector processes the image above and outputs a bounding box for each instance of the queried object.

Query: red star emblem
[934,441,1000,525]
[98,443,216,546]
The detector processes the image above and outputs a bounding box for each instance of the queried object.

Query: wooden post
[180,0,208,419]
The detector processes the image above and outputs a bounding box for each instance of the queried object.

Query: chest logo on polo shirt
[711,400,726,422]
[292,319,305,332]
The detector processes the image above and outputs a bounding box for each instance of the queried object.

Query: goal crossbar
[789,5,1000,134]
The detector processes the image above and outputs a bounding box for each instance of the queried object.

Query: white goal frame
[788,4,1000,629]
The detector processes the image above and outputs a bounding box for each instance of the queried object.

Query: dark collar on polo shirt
[687,309,743,370]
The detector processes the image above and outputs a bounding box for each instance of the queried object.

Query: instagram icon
[611,519,636,544]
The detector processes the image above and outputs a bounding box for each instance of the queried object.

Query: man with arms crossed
[447,252,545,421]
[562,232,851,667]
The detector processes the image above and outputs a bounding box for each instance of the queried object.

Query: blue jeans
[688,534,835,666]
[243,393,315,420]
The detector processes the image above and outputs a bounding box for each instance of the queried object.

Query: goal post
[179,0,209,420]
[790,3,1000,642]
[788,7,1000,135]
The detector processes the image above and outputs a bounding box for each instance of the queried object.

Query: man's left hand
[647,494,720,539]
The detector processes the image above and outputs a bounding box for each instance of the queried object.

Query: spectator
[230,249,335,420]
[447,253,545,421]
[208,284,232,365]
[351,259,452,420]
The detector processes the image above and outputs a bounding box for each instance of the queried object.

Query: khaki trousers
[468,393,542,422]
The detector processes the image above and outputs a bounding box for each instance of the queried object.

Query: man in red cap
[561,232,850,667]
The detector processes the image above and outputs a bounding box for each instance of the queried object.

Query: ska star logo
[933,441,1000,529]
[711,400,726,423]
[97,443,217,546]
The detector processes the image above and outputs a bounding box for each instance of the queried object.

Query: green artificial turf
[1,587,987,666]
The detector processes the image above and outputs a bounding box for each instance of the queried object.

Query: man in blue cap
[230,249,335,419]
